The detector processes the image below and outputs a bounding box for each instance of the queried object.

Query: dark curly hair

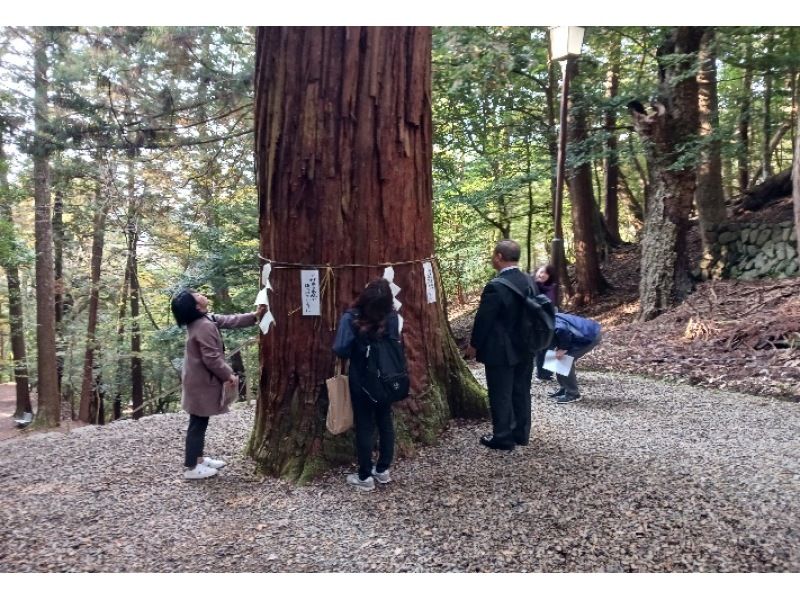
[171,289,204,327]
[352,278,393,337]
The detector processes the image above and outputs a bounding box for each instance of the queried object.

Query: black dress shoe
[548,387,566,398]
[480,434,515,451]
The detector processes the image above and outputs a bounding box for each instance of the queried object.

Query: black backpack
[493,277,556,353]
[357,333,410,406]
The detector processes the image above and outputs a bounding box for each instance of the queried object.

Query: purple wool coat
[181,312,258,417]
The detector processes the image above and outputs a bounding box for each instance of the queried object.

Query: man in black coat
[466,240,535,450]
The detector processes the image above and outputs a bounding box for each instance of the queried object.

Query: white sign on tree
[301,270,321,316]
[423,260,437,303]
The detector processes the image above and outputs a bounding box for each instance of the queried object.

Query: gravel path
[1,370,798,572]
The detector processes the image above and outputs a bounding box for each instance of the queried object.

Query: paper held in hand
[220,378,238,409]
[542,350,574,376]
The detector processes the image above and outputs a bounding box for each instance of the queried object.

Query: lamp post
[549,26,584,309]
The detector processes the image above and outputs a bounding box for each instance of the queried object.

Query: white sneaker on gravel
[346,473,375,491]
[371,467,391,484]
[184,463,218,480]
[202,457,226,469]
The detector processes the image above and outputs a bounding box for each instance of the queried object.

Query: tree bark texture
[32,28,60,427]
[78,174,108,425]
[630,27,703,322]
[695,27,727,252]
[565,59,606,307]
[249,27,487,482]
[0,130,32,417]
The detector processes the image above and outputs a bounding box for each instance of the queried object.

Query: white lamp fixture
[549,26,585,62]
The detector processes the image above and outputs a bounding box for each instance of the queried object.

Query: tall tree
[249,26,486,482]
[629,27,704,321]
[695,27,727,251]
[126,160,143,420]
[565,59,606,306]
[78,160,109,424]
[0,127,33,418]
[31,27,61,426]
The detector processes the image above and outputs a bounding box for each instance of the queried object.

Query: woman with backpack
[332,278,404,492]
[171,289,265,480]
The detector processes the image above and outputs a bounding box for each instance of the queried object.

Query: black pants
[535,350,552,380]
[485,354,535,445]
[184,414,209,468]
[351,388,395,480]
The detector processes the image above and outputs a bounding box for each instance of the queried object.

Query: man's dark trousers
[485,352,535,445]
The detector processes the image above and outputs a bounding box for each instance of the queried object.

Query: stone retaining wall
[701,222,798,280]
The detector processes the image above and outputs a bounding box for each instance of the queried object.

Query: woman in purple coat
[532,265,557,381]
[171,289,265,480]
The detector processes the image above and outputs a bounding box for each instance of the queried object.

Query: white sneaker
[371,467,391,484]
[346,473,375,491]
[202,457,227,469]
[184,463,218,480]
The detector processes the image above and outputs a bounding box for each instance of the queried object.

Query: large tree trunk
[738,44,753,193]
[78,170,108,425]
[249,26,487,482]
[0,129,33,417]
[695,27,727,252]
[603,33,622,243]
[629,27,703,322]
[565,59,606,307]
[32,28,60,427]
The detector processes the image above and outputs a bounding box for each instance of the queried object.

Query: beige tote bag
[326,360,353,434]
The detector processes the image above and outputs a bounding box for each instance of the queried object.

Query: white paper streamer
[382,266,395,283]
[259,311,275,335]
[254,287,269,306]
[393,297,402,312]
[397,313,404,334]
[262,263,272,286]
[300,270,321,316]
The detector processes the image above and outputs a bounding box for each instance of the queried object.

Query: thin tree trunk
[762,34,774,182]
[127,162,143,420]
[249,26,487,482]
[52,184,65,397]
[0,129,32,417]
[32,28,60,427]
[78,166,109,425]
[630,27,703,322]
[695,27,727,251]
[604,33,622,242]
[565,59,607,307]
[738,44,753,192]
[617,170,644,225]
[525,136,533,273]
[113,262,130,421]
[793,102,800,264]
